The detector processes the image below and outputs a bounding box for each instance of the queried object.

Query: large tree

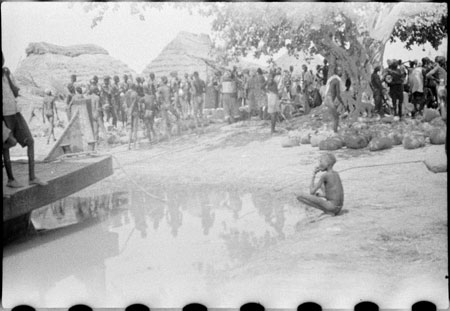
[203,2,447,103]
[79,2,447,102]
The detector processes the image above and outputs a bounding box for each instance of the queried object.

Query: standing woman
[265,73,280,134]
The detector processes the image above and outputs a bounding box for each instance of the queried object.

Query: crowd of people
[58,59,331,144]
[53,54,447,144]
[63,71,207,149]
[371,56,447,119]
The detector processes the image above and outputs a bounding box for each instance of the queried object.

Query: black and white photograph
[2,2,448,310]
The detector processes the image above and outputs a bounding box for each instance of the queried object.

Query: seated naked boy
[296,153,344,216]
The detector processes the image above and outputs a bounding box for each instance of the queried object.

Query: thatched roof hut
[142,32,216,80]
[15,42,135,96]
[142,31,263,80]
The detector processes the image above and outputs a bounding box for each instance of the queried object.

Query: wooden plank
[44,98,97,162]
[3,155,113,222]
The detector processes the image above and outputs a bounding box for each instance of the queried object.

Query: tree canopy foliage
[78,2,447,63]
[77,2,447,104]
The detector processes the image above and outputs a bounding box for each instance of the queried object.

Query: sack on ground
[311,133,329,147]
[319,137,343,150]
[403,134,425,149]
[369,137,393,151]
[422,108,440,122]
[424,147,447,173]
[429,127,446,145]
[107,134,118,145]
[430,117,446,127]
[381,115,394,123]
[387,132,403,145]
[281,137,297,148]
[300,133,311,144]
[344,135,369,149]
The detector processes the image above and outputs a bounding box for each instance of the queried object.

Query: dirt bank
[9,102,447,308]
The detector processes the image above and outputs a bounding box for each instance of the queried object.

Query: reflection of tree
[252,193,286,239]
[165,187,183,237]
[252,193,273,223]
[220,228,276,262]
[199,190,215,235]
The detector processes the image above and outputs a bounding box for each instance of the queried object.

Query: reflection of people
[228,190,242,219]
[199,191,215,235]
[130,191,148,238]
[3,53,47,188]
[296,153,344,216]
[166,188,183,237]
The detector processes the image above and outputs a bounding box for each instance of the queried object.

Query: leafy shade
[391,13,447,50]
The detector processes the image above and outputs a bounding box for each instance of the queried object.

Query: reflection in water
[165,186,183,237]
[4,185,304,307]
[199,190,215,235]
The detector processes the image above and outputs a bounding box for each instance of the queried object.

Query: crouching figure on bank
[296,153,344,216]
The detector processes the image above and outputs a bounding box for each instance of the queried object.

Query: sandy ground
[8,95,448,309]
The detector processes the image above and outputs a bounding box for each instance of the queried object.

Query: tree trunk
[320,36,387,114]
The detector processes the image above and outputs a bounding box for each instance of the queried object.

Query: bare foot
[7,179,25,188]
[29,177,48,186]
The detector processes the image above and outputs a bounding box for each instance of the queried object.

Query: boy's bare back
[321,170,344,207]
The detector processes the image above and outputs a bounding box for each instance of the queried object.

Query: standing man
[111,76,121,128]
[322,59,329,86]
[221,71,238,124]
[66,74,77,120]
[371,66,384,117]
[265,73,281,134]
[408,61,425,117]
[136,77,145,98]
[144,72,157,96]
[180,73,192,119]
[2,53,47,187]
[89,75,99,94]
[169,71,181,115]
[126,83,140,150]
[384,59,404,119]
[301,64,314,114]
[42,89,60,144]
[100,75,113,124]
[139,91,158,144]
[191,71,206,130]
[88,86,103,143]
[119,74,130,127]
[211,71,221,110]
[323,65,345,133]
[158,76,181,139]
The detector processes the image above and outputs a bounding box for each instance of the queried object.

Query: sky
[1,2,447,73]
[1,2,218,72]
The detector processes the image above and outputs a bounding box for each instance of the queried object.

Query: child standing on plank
[296,153,344,216]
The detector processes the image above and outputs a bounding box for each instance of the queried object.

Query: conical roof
[142,32,217,80]
[14,42,136,96]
